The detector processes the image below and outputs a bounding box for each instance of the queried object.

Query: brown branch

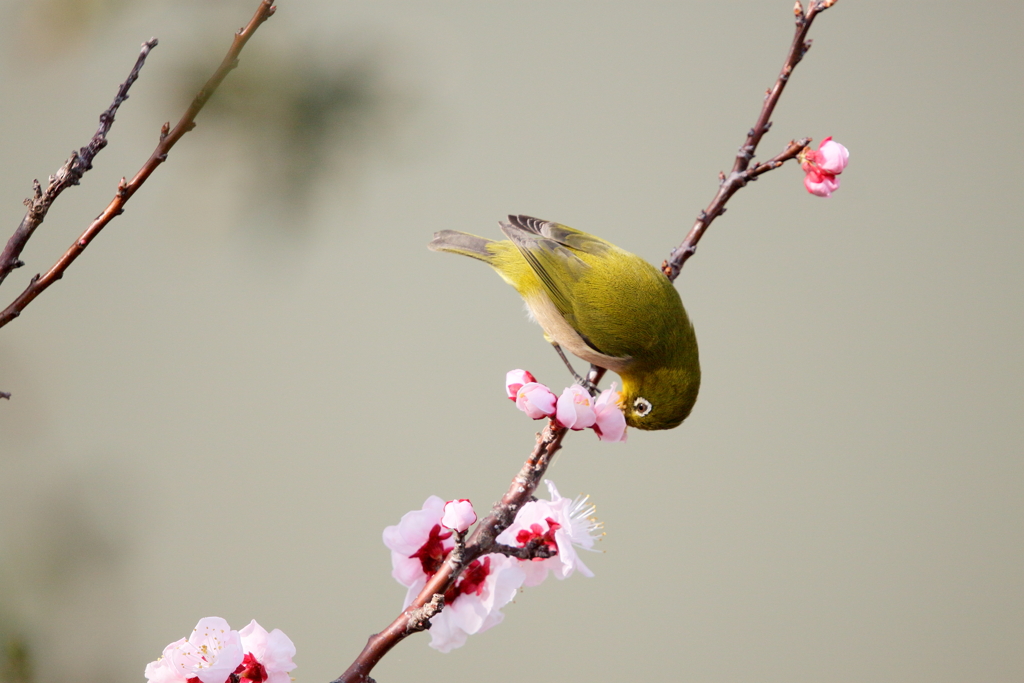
[0,0,277,330]
[662,0,837,281]
[334,367,604,683]
[334,4,840,676]
[334,420,569,683]
[0,39,158,289]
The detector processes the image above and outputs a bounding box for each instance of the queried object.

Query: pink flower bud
[800,136,849,198]
[441,499,477,532]
[505,369,537,400]
[516,382,557,419]
[593,384,627,442]
[816,136,849,174]
[556,385,597,430]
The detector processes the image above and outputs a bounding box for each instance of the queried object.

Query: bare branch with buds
[662,0,839,280]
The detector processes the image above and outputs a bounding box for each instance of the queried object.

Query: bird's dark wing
[499,216,589,321]
[509,215,616,258]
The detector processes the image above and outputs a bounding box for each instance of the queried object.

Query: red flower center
[444,556,492,603]
[235,653,267,683]
[409,524,453,576]
[515,517,560,557]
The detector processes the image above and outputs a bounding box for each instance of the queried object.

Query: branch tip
[664,0,835,279]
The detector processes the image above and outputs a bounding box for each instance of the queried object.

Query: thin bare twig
[662,0,837,281]
[0,0,277,329]
[0,39,158,289]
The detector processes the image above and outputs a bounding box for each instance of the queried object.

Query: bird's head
[620,365,701,431]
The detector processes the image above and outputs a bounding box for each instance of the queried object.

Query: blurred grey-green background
[1,1,1022,682]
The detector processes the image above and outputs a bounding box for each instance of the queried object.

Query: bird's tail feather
[428,230,495,263]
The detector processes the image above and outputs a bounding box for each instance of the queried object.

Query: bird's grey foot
[551,343,600,396]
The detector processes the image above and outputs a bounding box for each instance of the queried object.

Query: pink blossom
[497,480,603,587]
[800,136,849,198]
[145,617,244,683]
[425,554,526,652]
[383,501,526,652]
[555,385,597,430]
[515,382,557,419]
[237,621,296,683]
[505,369,537,400]
[383,496,454,589]
[592,384,627,442]
[441,499,477,532]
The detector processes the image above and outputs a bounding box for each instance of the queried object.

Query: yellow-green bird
[429,215,700,430]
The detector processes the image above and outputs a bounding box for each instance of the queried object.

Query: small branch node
[492,541,557,561]
[406,594,445,633]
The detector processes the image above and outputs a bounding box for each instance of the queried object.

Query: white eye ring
[633,397,652,417]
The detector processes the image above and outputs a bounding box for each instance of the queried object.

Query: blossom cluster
[505,369,627,442]
[145,617,295,683]
[383,484,602,652]
[800,136,850,197]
